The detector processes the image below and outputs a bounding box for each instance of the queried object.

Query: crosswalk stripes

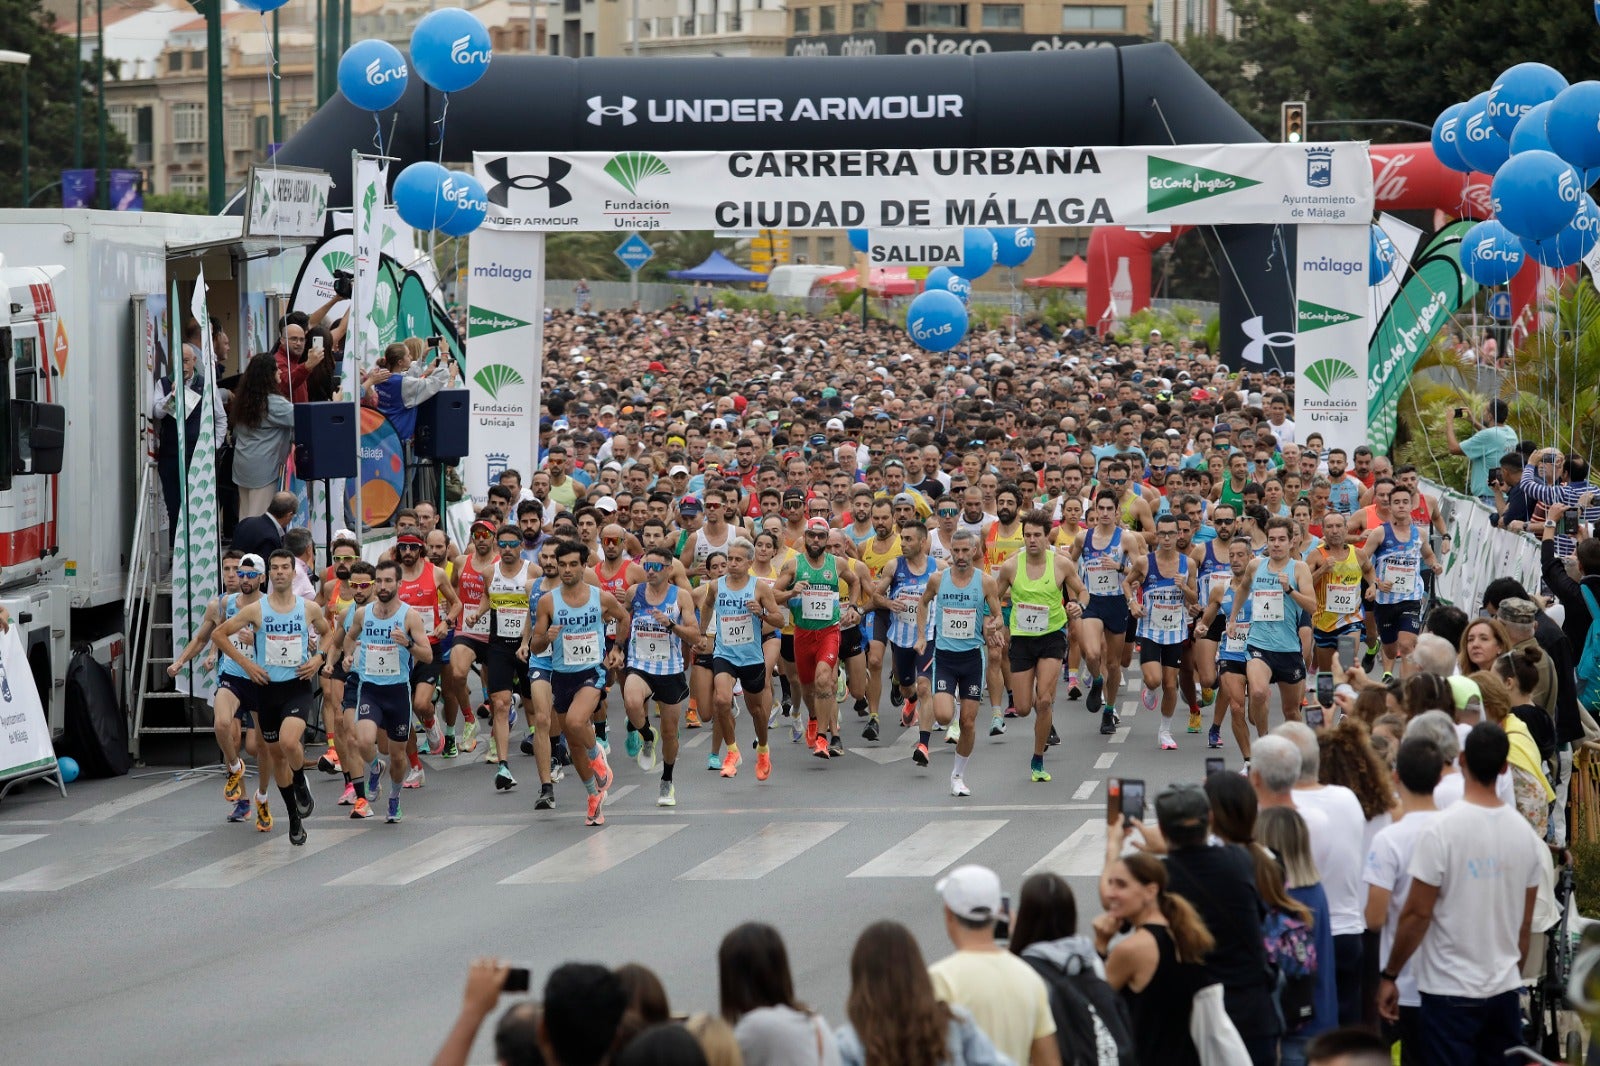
[162,828,370,889]
[0,832,208,891]
[1025,817,1103,878]
[848,819,1006,878]
[501,825,687,884]
[0,834,45,855]
[678,821,846,881]
[1071,780,1099,801]
[66,776,206,823]
[1094,752,1118,769]
[327,825,523,887]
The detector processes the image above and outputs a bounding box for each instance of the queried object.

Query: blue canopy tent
[667,250,768,283]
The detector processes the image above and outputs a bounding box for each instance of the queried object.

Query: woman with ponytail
[1093,851,1213,1066]
[1257,807,1338,1066]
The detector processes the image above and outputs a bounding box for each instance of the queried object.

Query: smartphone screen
[1206,756,1225,776]
[995,893,1012,941]
[1120,778,1145,822]
[1563,512,1580,535]
[503,967,531,993]
[1305,706,1325,729]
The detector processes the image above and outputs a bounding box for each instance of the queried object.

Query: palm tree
[640,231,740,281]
[546,233,628,281]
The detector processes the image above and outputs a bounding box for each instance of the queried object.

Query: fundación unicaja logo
[473,363,526,400]
[468,306,531,339]
[1303,357,1358,395]
[1146,156,1261,213]
[1296,298,1361,333]
[604,152,671,196]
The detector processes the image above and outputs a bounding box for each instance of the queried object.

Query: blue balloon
[338,40,409,112]
[1509,102,1554,157]
[393,161,459,232]
[438,171,487,237]
[923,266,971,304]
[1458,93,1511,175]
[411,8,492,93]
[1459,220,1527,286]
[1547,82,1600,173]
[847,229,869,253]
[57,756,79,783]
[1491,150,1583,240]
[1488,63,1568,140]
[991,227,1035,268]
[951,228,996,281]
[1431,102,1471,174]
[906,289,968,353]
[236,0,290,11]
[1522,193,1600,268]
[1369,226,1397,285]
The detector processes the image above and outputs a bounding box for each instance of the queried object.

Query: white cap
[710,418,727,430]
[825,417,845,431]
[238,553,266,572]
[669,464,690,476]
[594,496,618,513]
[936,864,1003,922]
[333,529,358,543]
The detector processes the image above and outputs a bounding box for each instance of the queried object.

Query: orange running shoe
[900,698,918,729]
[805,718,819,747]
[254,798,273,832]
[685,708,703,728]
[719,749,742,778]
[349,796,373,819]
[586,789,607,826]
[812,736,831,760]
[755,750,772,781]
[223,761,246,802]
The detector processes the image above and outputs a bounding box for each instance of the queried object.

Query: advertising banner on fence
[476,143,1373,232]
[0,624,56,785]
[465,229,545,506]
[1430,485,1541,614]
[1293,225,1369,457]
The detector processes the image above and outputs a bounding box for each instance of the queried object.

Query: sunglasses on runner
[642,560,666,573]
[497,539,522,549]
[472,529,495,540]
[602,536,622,546]
[346,580,373,590]
[332,553,358,562]
[237,570,261,580]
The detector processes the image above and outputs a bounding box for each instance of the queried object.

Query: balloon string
[372,114,384,155]
[262,13,283,257]
[435,92,450,165]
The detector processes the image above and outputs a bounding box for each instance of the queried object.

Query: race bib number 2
[264,634,304,667]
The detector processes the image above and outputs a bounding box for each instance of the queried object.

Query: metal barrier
[1423,476,1543,612]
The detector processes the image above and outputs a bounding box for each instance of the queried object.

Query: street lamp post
[0,51,34,206]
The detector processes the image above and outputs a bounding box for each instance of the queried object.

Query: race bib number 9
[633,633,671,664]
[561,631,602,667]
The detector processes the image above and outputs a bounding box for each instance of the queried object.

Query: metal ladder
[125,461,199,762]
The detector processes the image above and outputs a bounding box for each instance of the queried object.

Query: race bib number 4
[1326,582,1360,616]
[801,590,836,622]
[561,631,602,667]
[1252,589,1285,622]
[719,613,755,646]
[941,606,977,641]
[264,633,304,668]
[1013,602,1051,634]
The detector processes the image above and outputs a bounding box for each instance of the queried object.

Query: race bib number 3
[1252,589,1285,622]
[1013,602,1050,634]
[801,590,836,622]
[1326,582,1360,616]
[561,631,602,667]
[264,634,304,667]
[942,606,977,641]
[366,642,402,678]
[719,613,755,646]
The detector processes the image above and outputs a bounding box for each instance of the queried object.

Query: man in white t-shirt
[1363,736,1444,1065]
[1404,709,1516,808]
[928,865,1060,1066]
[1377,722,1545,1066]
[1276,721,1368,1027]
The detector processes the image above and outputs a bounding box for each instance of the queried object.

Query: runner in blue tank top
[873,522,940,744]
[621,547,704,807]
[1228,516,1317,749]
[1070,489,1146,729]
[913,529,1004,798]
[337,560,433,824]
[1125,514,1197,752]
[706,538,786,791]
[214,548,333,847]
[1197,537,1255,759]
[527,539,632,827]
[1188,502,1239,733]
[1356,484,1438,680]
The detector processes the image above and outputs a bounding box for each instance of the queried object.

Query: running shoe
[1067,683,1082,701]
[367,759,385,800]
[1361,642,1379,673]
[755,750,772,781]
[1207,725,1223,749]
[828,735,844,758]
[853,697,869,718]
[535,787,556,810]
[1141,687,1157,713]
[1100,711,1119,736]
[1031,767,1052,783]
[950,774,971,797]
[638,733,658,772]
[427,722,443,754]
[889,683,904,708]
[989,714,1006,736]
[946,721,961,745]
[597,734,611,756]
[720,749,742,778]
[1187,710,1202,734]
[289,819,307,847]
[317,749,342,775]
[586,789,607,826]
[553,735,572,766]
[625,729,643,760]
[1200,687,1217,708]
[403,765,425,789]
[900,698,918,729]
[790,716,805,743]
[1159,728,1178,751]
[350,797,373,819]
[913,742,930,766]
[862,717,880,742]
[254,798,273,832]
[707,752,723,771]
[416,729,430,756]
[486,739,499,764]
[591,751,614,793]
[476,701,490,720]
[386,796,402,823]
[805,718,819,748]
[519,736,535,757]
[1048,724,1060,746]
[1381,671,1395,685]
[1086,676,1105,714]
[657,781,676,807]
[460,718,479,751]
[293,777,315,819]
[494,765,518,791]
[442,735,459,759]
[767,703,783,727]
[224,762,246,802]
[550,761,565,783]
[227,797,252,822]
[812,736,831,760]
[1004,708,1021,719]
[337,783,356,806]
[686,709,703,728]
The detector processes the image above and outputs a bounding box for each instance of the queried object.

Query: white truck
[0,209,303,747]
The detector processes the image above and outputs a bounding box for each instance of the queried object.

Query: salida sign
[868,227,964,265]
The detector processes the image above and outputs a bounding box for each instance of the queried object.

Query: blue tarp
[666,250,768,283]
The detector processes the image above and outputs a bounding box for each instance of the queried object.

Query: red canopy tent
[1022,255,1088,289]
[820,267,921,296]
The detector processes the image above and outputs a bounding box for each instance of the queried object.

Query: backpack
[1022,953,1137,1066]
[1262,906,1317,1033]
[1576,586,1600,711]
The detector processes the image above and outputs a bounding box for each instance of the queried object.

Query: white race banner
[465,229,544,507]
[477,143,1372,232]
[350,157,388,383]
[245,164,333,239]
[867,227,964,265]
[0,624,56,783]
[1294,224,1368,458]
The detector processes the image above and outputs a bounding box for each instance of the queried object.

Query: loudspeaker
[415,388,470,462]
[293,402,359,480]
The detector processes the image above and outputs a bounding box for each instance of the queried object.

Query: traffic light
[1282,101,1307,143]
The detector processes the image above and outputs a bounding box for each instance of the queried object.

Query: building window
[851,3,874,28]
[171,173,205,197]
[167,51,182,72]
[793,6,810,31]
[817,235,837,262]
[172,102,205,144]
[818,5,836,30]
[792,236,810,263]
[1061,4,1124,29]
[583,31,595,55]
[283,107,313,139]
[225,108,249,148]
[905,4,967,28]
[108,104,140,147]
[189,50,204,70]
[1057,236,1087,260]
[981,4,1022,27]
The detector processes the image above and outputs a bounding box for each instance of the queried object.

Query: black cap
[1154,784,1210,834]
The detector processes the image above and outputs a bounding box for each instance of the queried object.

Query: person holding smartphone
[1443,399,1517,507]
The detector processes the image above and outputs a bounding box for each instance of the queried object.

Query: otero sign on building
[786,32,1144,56]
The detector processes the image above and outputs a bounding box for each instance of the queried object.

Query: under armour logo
[588,96,638,126]
[1240,315,1294,365]
[483,156,572,208]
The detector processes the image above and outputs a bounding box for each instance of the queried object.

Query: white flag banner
[1294,224,1369,458]
[465,229,545,507]
[476,142,1373,232]
[1368,213,1422,343]
[172,269,222,703]
[351,156,388,383]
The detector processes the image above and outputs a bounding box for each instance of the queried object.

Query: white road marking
[848,819,1006,878]
[0,834,46,855]
[501,824,686,884]
[1026,817,1104,878]
[683,732,711,749]
[328,824,522,886]
[66,777,206,823]
[1094,751,1118,769]
[1072,780,1100,801]
[163,828,369,889]
[0,832,207,891]
[678,821,847,881]
[1109,726,1130,744]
